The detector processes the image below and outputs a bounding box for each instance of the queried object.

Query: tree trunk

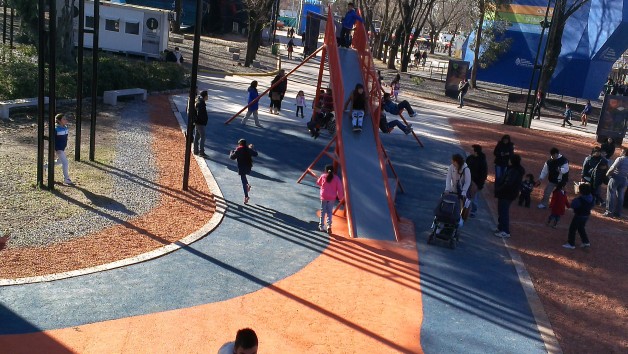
[387,25,402,70]
[400,33,409,72]
[245,21,263,67]
[429,30,436,54]
[470,0,485,88]
[174,0,182,34]
[538,5,566,93]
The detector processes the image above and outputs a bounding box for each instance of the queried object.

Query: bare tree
[538,0,590,92]
[243,0,275,67]
[389,0,434,72]
[470,0,510,88]
[426,0,467,55]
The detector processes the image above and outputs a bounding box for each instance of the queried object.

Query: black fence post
[75,0,84,161]
[37,0,46,188]
[89,0,99,161]
[47,0,57,189]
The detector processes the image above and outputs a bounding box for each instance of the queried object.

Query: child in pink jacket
[316,165,344,234]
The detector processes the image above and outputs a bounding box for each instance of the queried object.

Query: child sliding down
[344,83,368,132]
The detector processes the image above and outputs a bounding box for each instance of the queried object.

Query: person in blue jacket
[242,80,262,127]
[563,183,594,249]
[48,113,74,185]
[381,93,418,118]
[340,3,363,48]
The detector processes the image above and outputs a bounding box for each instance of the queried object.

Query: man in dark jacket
[194,90,209,157]
[494,154,525,238]
[536,147,569,208]
[466,144,488,217]
[601,137,616,159]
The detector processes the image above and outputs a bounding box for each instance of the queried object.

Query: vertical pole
[9,4,14,50]
[523,0,552,124]
[75,0,84,161]
[89,0,99,161]
[3,0,7,44]
[48,0,57,189]
[174,0,182,33]
[37,0,46,188]
[182,0,203,190]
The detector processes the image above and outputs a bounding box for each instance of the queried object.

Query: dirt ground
[450,118,628,353]
[0,96,214,278]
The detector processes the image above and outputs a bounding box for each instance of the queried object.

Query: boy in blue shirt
[561,103,573,127]
[340,3,363,48]
[50,113,74,185]
[242,80,262,127]
[563,183,593,249]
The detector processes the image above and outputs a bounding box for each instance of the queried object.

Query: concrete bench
[103,88,147,106]
[0,97,49,119]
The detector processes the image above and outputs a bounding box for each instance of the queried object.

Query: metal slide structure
[317,8,401,241]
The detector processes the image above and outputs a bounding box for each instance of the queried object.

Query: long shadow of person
[63,184,136,216]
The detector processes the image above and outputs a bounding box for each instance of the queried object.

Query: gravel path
[9,103,159,248]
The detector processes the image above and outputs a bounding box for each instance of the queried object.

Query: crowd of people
[443,134,627,250]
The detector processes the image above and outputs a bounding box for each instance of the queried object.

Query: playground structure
[226,7,422,241]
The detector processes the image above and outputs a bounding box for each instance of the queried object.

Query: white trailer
[73,1,171,58]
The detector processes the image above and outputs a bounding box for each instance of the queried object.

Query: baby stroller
[428,193,462,249]
[307,112,336,138]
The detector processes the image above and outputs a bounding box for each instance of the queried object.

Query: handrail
[324,6,356,238]
[352,12,401,242]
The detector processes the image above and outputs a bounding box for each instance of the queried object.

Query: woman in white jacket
[445,153,472,198]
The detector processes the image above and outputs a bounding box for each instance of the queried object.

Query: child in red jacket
[547,185,570,228]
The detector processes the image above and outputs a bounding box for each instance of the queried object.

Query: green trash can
[271,43,279,55]
[514,112,525,126]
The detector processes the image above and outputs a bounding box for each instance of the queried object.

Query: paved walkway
[0,49,562,352]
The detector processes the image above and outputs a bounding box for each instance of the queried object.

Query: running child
[518,174,535,207]
[229,139,259,204]
[561,104,573,127]
[344,83,368,132]
[296,90,306,119]
[563,183,593,249]
[547,185,570,228]
[316,165,344,235]
[242,81,262,127]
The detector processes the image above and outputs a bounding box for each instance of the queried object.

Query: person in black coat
[466,144,488,217]
[193,91,209,157]
[601,137,616,159]
[493,134,514,182]
[229,139,259,204]
[269,69,287,114]
[494,154,525,238]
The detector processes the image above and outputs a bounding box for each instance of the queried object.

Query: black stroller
[428,193,462,249]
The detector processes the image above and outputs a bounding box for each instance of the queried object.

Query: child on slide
[344,83,368,132]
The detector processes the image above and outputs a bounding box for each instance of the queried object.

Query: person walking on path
[217,328,258,354]
[493,135,514,182]
[563,183,594,249]
[458,78,470,108]
[344,83,369,132]
[381,93,418,118]
[193,90,209,158]
[295,90,306,119]
[519,174,535,208]
[445,154,472,207]
[494,154,525,238]
[287,38,295,60]
[229,139,259,204]
[604,147,628,218]
[242,81,262,127]
[547,186,570,228]
[390,74,401,102]
[339,2,363,48]
[269,70,287,114]
[536,147,570,209]
[46,113,74,185]
[580,100,592,126]
[561,104,574,127]
[466,144,488,217]
[532,90,545,119]
[316,165,345,235]
[421,51,428,66]
[601,137,616,159]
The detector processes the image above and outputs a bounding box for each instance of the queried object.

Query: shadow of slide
[0,304,73,353]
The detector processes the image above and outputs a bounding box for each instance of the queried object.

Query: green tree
[243,0,275,67]
[470,0,510,88]
[538,0,590,93]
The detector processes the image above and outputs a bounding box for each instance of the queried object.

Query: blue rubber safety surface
[379,110,546,353]
[0,101,330,335]
[337,48,396,241]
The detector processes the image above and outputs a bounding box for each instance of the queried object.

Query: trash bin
[271,43,279,55]
[514,112,525,126]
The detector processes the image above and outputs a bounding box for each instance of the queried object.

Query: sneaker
[537,203,547,209]
[244,196,249,204]
[64,179,75,185]
[580,243,591,248]
[409,113,417,118]
[327,227,332,235]
[602,211,613,217]
[562,243,575,249]
[255,124,263,128]
[318,225,325,232]
[494,231,510,238]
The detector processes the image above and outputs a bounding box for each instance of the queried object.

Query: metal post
[174,0,181,33]
[3,0,7,44]
[48,0,57,189]
[182,0,203,190]
[75,0,84,161]
[37,0,46,188]
[9,5,13,49]
[89,0,99,161]
[523,0,552,124]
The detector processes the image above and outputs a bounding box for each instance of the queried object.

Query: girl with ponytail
[316,165,344,234]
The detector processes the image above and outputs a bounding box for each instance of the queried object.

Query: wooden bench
[103,88,147,106]
[0,97,49,119]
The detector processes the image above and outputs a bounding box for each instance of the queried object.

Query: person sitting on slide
[344,83,368,132]
[382,93,418,118]
[379,112,413,135]
[308,88,334,139]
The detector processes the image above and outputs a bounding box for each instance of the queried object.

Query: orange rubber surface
[0,215,422,353]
